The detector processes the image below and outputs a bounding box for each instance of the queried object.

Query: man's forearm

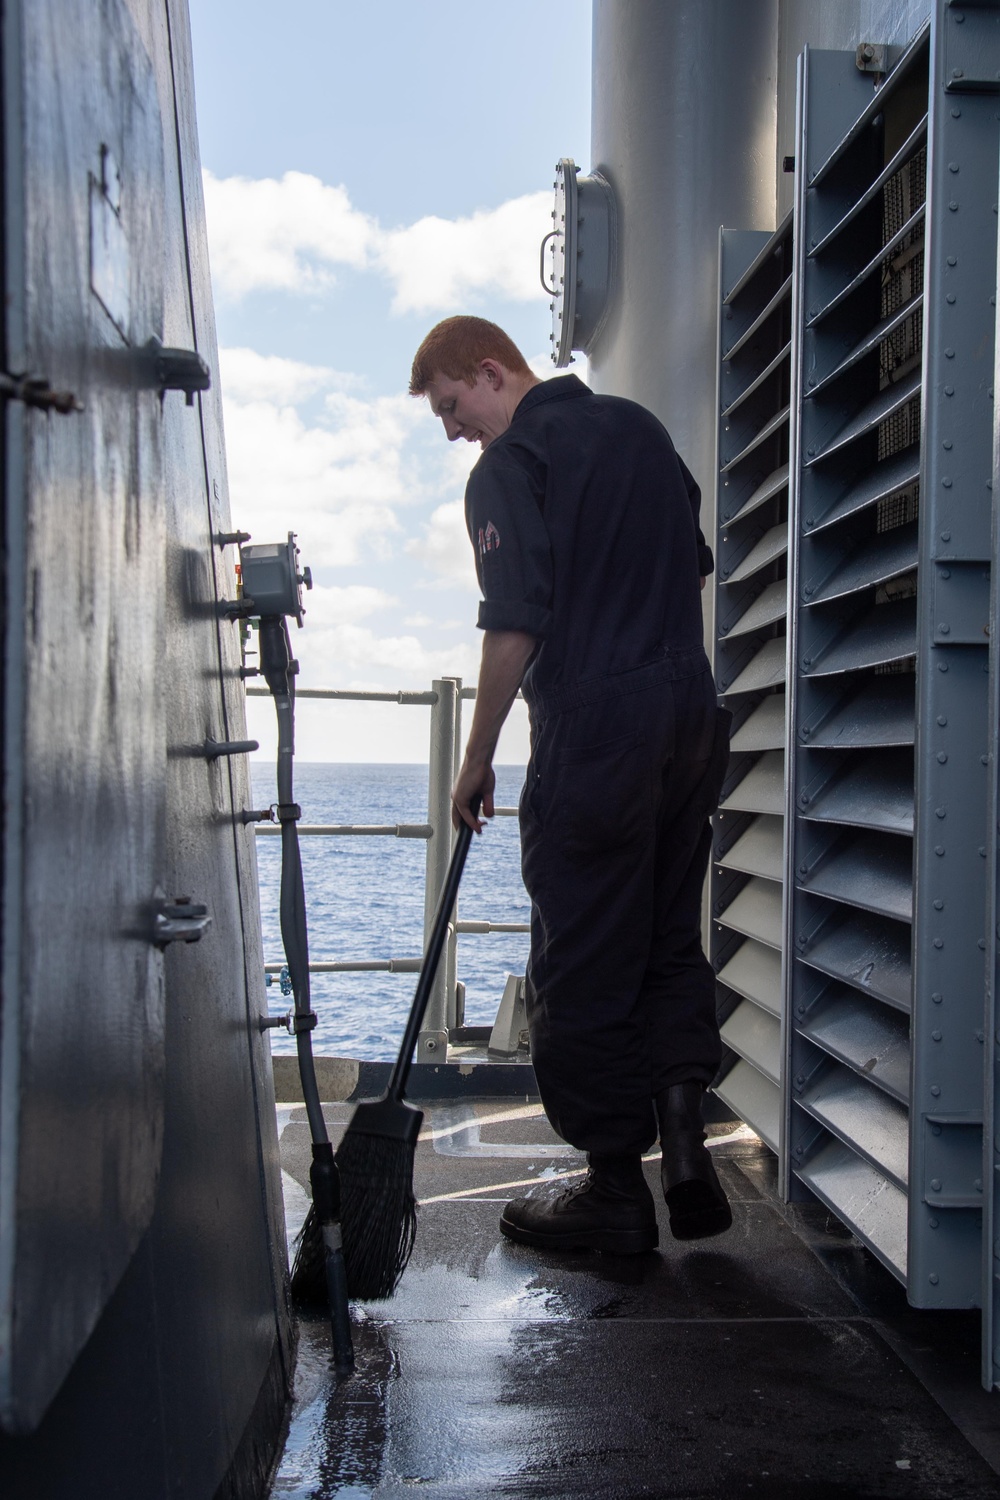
[465,630,537,766]
[452,629,537,831]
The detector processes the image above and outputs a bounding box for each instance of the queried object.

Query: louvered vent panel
[787,9,997,1315]
[711,214,793,1144]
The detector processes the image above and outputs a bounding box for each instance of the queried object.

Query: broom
[291,800,478,1303]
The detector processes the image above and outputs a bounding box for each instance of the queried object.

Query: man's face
[424,365,510,450]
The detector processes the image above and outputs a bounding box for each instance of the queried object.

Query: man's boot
[499,1153,658,1254]
[657,1083,732,1241]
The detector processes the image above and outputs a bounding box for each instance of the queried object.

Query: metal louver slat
[721,750,785,815]
[714,1060,780,1153]
[799,987,910,1103]
[718,815,784,882]
[717,938,782,1015]
[722,343,791,420]
[807,523,918,605]
[807,204,927,328]
[805,676,915,749]
[797,1066,909,1189]
[717,876,783,949]
[799,832,913,923]
[803,750,914,835]
[728,523,789,584]
[720,1001,780,1084]
[808,293,924,399]
[797,1139,908,1278]
[805,599,917,677]
[805,368,922,468]
[723,275,792,361]
[721,405,790,474]
[729,694,786,753]
[721,463,789,525]
[724,579,788,638]
[809,115,929,260]
[722,637,786,696]
[803,446,920,536]
[724,207,794,303]
[800,911,912,1013]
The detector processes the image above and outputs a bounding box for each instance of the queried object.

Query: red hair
[409,316,531,395]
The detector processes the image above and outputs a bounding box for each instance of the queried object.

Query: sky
[188,1,592,763]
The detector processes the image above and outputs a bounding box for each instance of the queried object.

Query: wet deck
[272,1100,1000,1499]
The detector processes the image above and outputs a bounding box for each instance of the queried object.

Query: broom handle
[386,806,478,1102]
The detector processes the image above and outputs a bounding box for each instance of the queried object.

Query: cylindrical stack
[589,0,779,646]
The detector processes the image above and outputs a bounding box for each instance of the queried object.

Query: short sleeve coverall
[465,374,731,1157]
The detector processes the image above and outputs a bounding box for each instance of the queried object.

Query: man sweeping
[410,315,733,1252]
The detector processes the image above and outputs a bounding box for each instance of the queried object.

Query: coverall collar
[512,374,591,423]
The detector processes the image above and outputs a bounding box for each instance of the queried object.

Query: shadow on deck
[271,1100,1000,1499]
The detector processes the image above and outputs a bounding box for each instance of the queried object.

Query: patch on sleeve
[478,521,501,557]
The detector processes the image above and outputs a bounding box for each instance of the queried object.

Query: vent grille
[711,211,793,1141]
[786,12,995,1312]
[711,3,1000,1356]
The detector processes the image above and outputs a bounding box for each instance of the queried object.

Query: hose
[259,617,354,1373]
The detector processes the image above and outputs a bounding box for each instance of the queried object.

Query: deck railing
[246,677,528,1060]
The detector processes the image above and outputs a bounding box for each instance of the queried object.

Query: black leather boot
[499,1153,658,1254]
[657,1083,733,1241]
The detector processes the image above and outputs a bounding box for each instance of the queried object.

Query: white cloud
[223,378,425,566]
[293,618,481,688]
[303,583,396,625]
[204,170,374,299]
[403,613,433,627]
[376,193,551,314]
[204,168,550,314]
[405,498,479,591]
[220,346,357,405]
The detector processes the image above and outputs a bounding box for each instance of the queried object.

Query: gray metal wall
[0,0,291,1492]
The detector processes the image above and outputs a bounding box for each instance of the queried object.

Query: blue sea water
[250,763,530,1060]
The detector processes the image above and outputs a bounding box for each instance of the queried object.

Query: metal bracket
[145,335,211,405]
[203,737,259,760]
[856,42,889,74]
[218,597,254,622]
[154,897,211,947]
[240,807,275,825]
[0,371,82,414]
[214,529,251,548]
[259,1010,293,1033]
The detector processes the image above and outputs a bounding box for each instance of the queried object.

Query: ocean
[250,763,531,1060]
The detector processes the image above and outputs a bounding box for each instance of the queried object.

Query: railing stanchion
[444,677,463,1034]
[418,679,456,1060]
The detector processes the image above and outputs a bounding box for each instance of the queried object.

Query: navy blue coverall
[465,375,730,1156]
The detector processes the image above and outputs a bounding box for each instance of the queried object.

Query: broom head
[335,1095,424,1300]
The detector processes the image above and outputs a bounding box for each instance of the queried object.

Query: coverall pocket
[548,730,649,855]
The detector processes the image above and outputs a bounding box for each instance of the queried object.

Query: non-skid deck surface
[272,1102,1000,1499]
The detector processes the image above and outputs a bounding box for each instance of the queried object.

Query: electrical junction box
[239,531,312,626]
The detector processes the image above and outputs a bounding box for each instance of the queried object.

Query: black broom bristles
[291,1097,422,1302]
[336,1128,418,1299]
[291,814,474,1307]
[289,1204,326,1305]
